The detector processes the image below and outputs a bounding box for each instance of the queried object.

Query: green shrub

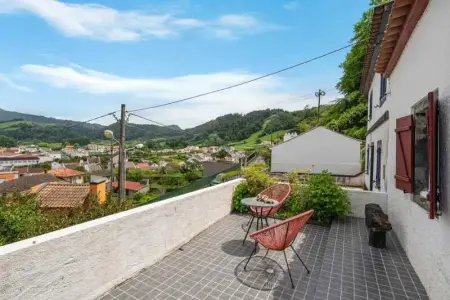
[243,163,273,195]
[282,171,305,216]
[232,182,251,213]
[0,193,45,245]
[220,170,242,182]
[303,170,351,223]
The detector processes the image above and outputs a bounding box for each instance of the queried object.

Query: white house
[361,1,449,298]
[270,126,362,175]
[283,132,298,142]
[0,153,40,167]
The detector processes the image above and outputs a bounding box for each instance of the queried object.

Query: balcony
[0,180,429,300]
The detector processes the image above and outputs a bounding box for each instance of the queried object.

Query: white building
[271,126,362,175]
[283,132,298,142]
[0,153,40,167]
[361,1,449,298]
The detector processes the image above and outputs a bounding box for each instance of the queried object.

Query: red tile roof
[37,182,90,208]
[136,163,150,169]
[112,180,146,192]
[48,168,85,178]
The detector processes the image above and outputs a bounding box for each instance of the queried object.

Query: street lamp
[104,130,119,143]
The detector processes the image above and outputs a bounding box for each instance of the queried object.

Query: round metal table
[241,197,279,244]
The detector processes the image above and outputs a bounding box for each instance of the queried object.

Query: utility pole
[109,140,114,196]
[118,104,126,204]
[315,89,326,123]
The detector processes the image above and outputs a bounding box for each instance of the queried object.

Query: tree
[255,138,262,144]
[215,149,229,160]
[0,135,17,147]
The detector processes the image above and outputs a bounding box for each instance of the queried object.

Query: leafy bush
[281,171,305,216]
[242,163,273,195]
[303,170,351,223]
[0,193,45,245]
[232,182,251,213]
[220,170,242,182]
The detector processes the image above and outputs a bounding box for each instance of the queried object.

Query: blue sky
[0,0,369,128]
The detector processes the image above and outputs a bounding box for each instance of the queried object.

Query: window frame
[368,89,373,121]
[376,140,382,189]
[380,73,387,106]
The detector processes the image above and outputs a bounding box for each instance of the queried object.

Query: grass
[231,129,289,150]
[0,121,57,129]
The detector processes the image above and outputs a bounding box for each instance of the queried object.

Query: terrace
[0,180,429,300]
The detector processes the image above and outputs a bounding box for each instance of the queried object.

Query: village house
[36,180,106,210]
[0,152,40,168]
[0,174,61,197]
[360,0,450,298]
[271,126,362,176]
[0,168,19,183]
[111,180,149,197]
[48,168,85,184]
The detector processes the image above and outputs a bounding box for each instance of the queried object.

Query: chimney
[90,178,106,204]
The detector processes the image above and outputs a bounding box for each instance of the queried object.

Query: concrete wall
[382,1,450,299]
[344,188,388,218]
[271,127,362,175]
[0,179,242,300]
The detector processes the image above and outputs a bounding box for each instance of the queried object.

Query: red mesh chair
[243,183,291,243]
[244,210,314,288]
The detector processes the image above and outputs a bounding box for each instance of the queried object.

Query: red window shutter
[395,115,414,193]
[427,91,438,219]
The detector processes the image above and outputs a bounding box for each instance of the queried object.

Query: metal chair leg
[290,245,310,273]
[244,243,258,271]
[283,250,295,288]
[264,217,269,227]
[243,215,254,244]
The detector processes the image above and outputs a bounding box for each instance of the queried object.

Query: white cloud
[0,73,33,92]
[283,1,300,11]
[19,63,336,127]
[0,0,277,41]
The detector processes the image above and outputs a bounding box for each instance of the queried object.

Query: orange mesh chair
[244,210,314,288]
[243,183,291,243]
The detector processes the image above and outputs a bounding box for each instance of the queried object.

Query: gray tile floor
[97,215,429,300]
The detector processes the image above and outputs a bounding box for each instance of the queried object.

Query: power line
[128,112,183,133]
[65,111,116,129]
[128,42,358,113]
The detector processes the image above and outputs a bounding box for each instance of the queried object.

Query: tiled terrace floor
[98,215,429,300]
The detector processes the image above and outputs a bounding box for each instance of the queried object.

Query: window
[396,90,439,219]
[380,73,387,105]
[376,140,382,189]
[368,90,373,120]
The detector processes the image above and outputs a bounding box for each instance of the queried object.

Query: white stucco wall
[383,1,450,299]
[271,127,362,175]
[345,188,388,218]
[365,120,390,192]
[0,179,242,300]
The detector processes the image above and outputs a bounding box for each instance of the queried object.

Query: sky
[0,0,370,128]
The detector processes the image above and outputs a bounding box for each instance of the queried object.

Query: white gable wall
[271,127,361,175]
[383,1,450,299]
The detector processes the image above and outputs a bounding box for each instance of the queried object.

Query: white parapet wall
[0,179,243,300]
[344,188,388,218]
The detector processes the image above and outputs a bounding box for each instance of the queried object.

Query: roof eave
[360,2,394,95]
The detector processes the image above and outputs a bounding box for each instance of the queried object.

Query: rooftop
[0,174,60,193]
[37,182,90,208]
[48,168,85,178]
[112,180,146,191]
[97,215,428,300]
